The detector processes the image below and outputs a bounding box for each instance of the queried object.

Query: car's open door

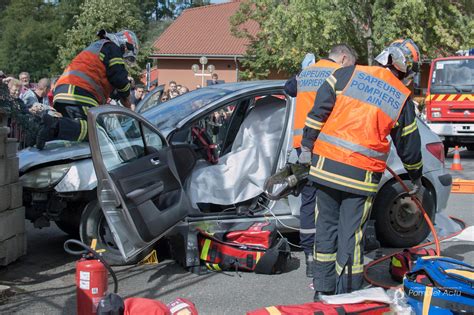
[87,106,196,262]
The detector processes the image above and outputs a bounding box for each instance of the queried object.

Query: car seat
[186,95,287,208]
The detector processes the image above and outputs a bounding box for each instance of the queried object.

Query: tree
[231,0,472,79]
[0,0,84,79]
[57,0,145,68]
[140,0,211,21]
[0,0,64,79]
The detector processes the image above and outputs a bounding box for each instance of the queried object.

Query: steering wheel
[191,126,219,164]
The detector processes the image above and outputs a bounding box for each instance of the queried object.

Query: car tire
[467,144,474,151]
[55,202,84,238]
[55,219,80,238]
[373,179,435,248]
[79,200,150,266]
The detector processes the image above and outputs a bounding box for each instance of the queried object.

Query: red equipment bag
[167,298,199,315]
[98,296,198,315]
[389,248,437,282]
[124,298,170,315]
[247,301,391,315]
[210,222,277,249]
[198,222,290,274]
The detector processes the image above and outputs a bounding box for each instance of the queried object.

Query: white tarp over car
[187,96,287,207]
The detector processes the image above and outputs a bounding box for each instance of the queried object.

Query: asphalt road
[0,151,473,315]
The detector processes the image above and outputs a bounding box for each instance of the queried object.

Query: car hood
[19,141,92,172]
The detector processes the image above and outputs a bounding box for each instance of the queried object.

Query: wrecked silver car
[19,81,452,265]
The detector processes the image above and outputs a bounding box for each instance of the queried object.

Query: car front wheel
[79,200,150,266]
[55,202,84,238]
[373,179,435,248]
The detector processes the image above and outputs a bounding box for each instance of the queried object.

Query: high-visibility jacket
[293,59,340,148]
[310,65,411,195]
[55,39,114,105]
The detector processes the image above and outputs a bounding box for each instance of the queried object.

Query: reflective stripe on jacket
[293,59,340,148]
[55,39,113,104]
[311,66,411,195]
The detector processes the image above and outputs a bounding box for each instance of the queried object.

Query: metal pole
[201,64,205,87]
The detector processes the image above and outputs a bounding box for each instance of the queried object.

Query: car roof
[203,80,286,92]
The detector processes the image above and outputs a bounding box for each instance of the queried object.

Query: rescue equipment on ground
[389,248,437,282]
[263,163,309,200]
[404,256,474,314]
[64,239,118,315]
[97,294,199,315]
[197,222,290,274]
[213,222,277,249]
[166,298,199,315]
[246,301,391,315]
[124,297,198,315]
[191,126,218,164]
[364,167,468,289]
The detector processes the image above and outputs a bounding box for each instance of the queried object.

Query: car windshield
[430,58,474,93]
[142,88,230,130]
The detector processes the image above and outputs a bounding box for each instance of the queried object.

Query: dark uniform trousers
[299,182,317,255]
[55,102,93,142]
[313,184,373,294]
[296,148,317,255]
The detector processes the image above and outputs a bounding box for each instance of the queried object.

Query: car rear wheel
[467,144,474,151]
[373,179,435,248]
[79,200,150,266]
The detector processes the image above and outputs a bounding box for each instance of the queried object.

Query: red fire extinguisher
[64,239,119,315]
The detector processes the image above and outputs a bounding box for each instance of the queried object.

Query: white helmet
[98,29,139,63]
[301,53,316,69]
[375,39,420,83]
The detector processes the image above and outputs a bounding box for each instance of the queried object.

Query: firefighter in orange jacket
[285,44,357,278]
[300,39,423,299]
[36,29,139,149]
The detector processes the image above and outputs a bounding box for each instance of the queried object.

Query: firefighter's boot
[305,253,315,278]
[36,113,58,150]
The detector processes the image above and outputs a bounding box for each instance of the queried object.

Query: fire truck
[425,50,474,154]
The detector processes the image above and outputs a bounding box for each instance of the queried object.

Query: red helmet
[98,29,139,63]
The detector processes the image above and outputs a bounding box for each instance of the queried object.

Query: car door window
[96,113,163,171]
[184,103,237,160]
[204,104,236,152]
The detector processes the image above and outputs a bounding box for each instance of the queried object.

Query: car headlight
[20,164,71,189]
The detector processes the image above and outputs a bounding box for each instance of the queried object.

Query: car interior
[169,93,289,216]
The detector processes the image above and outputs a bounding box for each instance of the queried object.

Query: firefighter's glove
[298,146,312,165]
[409,177,423,201]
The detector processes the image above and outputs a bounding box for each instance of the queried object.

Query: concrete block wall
[0,110,26,266]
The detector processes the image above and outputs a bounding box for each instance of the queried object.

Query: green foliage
[143,0,211,20]
[0,0,207,81]
[0,0,84,79]
[0,0,63,79]
[57,0,145,68]
[232,0,473,79]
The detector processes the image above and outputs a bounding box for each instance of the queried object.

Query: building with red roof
[146,1,261,91]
